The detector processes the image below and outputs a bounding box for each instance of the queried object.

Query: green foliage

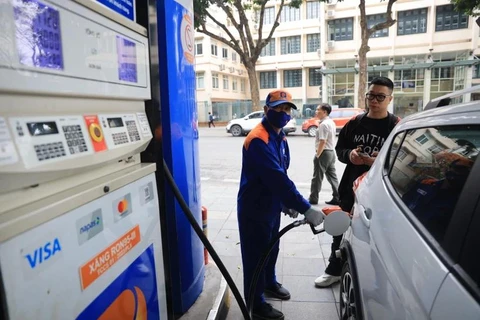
[451,0,480,16]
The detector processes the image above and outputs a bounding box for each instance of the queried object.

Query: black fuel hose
[163,160,316,319]
[163,160,251,319]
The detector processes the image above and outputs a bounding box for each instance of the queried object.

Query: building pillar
[277,69,282,88]
[303,67,308,104]
[465,66,473,103]
[322,74,328,103]
[423,68,432,109]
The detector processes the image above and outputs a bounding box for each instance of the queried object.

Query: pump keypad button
[112,132,129,145]
[35,142,66,161]
[63,125,88,154]
[126,120,141,142]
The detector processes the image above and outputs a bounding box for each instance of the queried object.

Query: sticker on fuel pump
[0,117,19,166]
[113,193,132,222]
[79,225,141,290]
[84,115,107,152]
[76,245,159,320]
[136,113,152,138]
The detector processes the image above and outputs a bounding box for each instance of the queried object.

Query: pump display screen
[27,122,59,136]
[13,0,64,70]
[107,117,124,128]
[116,36,137,83]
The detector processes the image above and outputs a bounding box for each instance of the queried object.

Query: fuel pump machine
[0,0,168,318]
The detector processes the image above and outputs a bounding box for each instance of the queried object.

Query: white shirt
[315,117,336,151]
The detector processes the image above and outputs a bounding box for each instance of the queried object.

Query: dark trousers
[208,120,215,127]
[309,150,339,203]
[238,214,281,308]
[324,234,343,276]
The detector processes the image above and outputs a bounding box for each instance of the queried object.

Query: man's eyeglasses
[365,93,391,102]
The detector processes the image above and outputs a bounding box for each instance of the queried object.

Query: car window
[249,112,263,119]
[330,111,342,119]
[342,110,357,118]
[388,125,480,243]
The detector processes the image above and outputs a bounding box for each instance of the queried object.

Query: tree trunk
[245,61,261,111]
[357,44,369,110]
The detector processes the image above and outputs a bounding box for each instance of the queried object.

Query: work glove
[303,207,324,227]
[282,206,299,218]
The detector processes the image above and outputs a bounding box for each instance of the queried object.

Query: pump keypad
[126,120,140,142]
[112,132,129,145]
[34,142,66,161]
[63,125,88,154]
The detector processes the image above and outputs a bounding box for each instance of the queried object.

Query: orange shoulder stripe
[244,123,269,150]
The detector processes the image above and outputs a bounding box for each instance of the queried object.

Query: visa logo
[80,217,101,234]
[25,238,62,269]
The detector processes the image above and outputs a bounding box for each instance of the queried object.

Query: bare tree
[357,0,397,109]
[194,0,302,111]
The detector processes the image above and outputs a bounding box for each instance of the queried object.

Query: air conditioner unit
[316,49,322,56]
[219,64,226,71]
[326,0,336,6]
[326,10,335,18]
[229,67,235,73]
[237,69,244,75]
[327,40,335,49]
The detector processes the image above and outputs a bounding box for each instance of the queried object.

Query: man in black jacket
[315,77,400,287]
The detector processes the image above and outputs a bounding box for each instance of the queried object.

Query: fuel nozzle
[308,210,351,236]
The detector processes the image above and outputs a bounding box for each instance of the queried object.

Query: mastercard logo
[117,199,129,214]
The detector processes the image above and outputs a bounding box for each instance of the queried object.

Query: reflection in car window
[249,112,263,119]
[388,133,405,172]
[389,125,479,242]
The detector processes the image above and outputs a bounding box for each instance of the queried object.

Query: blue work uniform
[237,117,310,308]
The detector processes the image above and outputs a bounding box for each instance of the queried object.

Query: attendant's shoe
[264,282,291,300]
[325,198,340,205]
[253,303,285,320]
[309,199,318,205]
[314,273,341,287]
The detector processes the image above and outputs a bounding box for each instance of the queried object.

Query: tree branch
[203,10,242,51]
[233,0,255,57]
[256,0,285,58]
[196,19,243,55]
[367,0,397,36]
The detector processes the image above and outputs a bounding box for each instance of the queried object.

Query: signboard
[96,0,135,21]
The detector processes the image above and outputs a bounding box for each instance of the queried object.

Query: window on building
[222,48,228,59]
[368,70,389,83]
[280,36,301,54]
[260,71,277,89]
[212,73,219,89]
[241,79,246,92]
[211,43,218,56]
[261,39,276,57]
[367,13,389,38]
[309,68,322,86]
[306,2,320,19]
[196,72,205,89]
[388,126,479,243]
[430,65,455,98]
[263,7,276,25]
[397,8,428,35]
[436,4,468,31]
[232,52,237,62]
[223,75,229,90]
[428,144,443,154]
[284,69,302,87]
[474,61,480,79]
[328,18,354,41]
[232,78,238,91]
[394,69,425,93]
[307,34,321,53]
[195,41,203,55]
[281,6,300,22]
[330,72,355,106]
[415,133,430,145]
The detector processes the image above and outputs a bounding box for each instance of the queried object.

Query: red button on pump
[117,199,128,214]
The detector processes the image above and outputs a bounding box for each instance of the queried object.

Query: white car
[339,87,480,320]
[226,111,296,137]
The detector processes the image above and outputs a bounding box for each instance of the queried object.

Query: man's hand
[349,149,365,165]
[303,207,324,226]
[282,206,299,218]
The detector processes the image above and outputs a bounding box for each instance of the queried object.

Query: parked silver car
[339,88,480,320]
[226,111,296,136]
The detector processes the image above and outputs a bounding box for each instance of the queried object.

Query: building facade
[195,0,480,121]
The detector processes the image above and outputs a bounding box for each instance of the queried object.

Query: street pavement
[198,125,346,320]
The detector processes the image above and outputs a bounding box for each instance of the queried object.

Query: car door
[243,112,263,131]
[352,121,480,319]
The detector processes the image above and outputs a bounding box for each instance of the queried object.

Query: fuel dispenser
[0,0,168,318]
